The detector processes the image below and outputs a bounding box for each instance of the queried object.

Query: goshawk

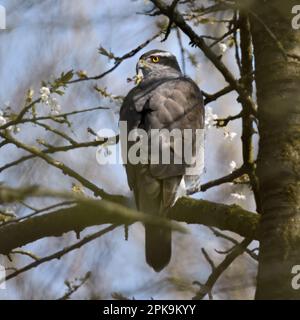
[120,50,205,271]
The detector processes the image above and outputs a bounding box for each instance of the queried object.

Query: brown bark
[251,0,300,299]
[0,197,259,255]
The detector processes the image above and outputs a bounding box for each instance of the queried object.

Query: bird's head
[135,50,182,84]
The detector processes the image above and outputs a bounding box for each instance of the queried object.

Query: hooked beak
[135,59,148,85]
[136,59,147,74]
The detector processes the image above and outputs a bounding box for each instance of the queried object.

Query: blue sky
[0,0,257,299]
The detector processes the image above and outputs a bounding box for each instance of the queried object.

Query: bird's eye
[151,56,160,63]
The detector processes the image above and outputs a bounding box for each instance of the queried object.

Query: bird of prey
[120,49,205,272]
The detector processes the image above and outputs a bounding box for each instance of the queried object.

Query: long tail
[145,224,171,272]
[138,186,171,272]
[138,176,182,272]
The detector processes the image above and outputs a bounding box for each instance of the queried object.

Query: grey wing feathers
[120,77,204,271]
[120,76,204,209]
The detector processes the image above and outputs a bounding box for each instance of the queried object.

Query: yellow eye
[151,56,160,63]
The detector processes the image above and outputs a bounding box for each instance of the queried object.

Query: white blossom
[224,131,237,140]
[40,87,62,115]
[229,160,237,171]
[205,106,218,129]
[231,193,246,200]
[49,97,61,115]
[41,93,50,103]
[219,43,228,53]
[40,87,51,96]
[40,86,51,104]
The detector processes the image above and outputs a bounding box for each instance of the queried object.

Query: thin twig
[150,0,257,117]
[176,28,186,74]
[10,250,40,261]
[202,248,216,270]
[210,227,258,261]
[193,238,252,300]
[162,0,181,41]
[0,137,117,174]
[68,32,161,84]
[57,271,91,300]
[187,165,246,195]
[1,225,118,285]
[34,121,77,145]
[0,131,117,201]
[215,112,243,127]
[0,201,74,227]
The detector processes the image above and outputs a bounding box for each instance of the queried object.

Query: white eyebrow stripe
[152,52,173,57]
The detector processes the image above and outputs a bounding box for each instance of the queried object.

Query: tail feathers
[145,225,171,272]
[138,176,182,272]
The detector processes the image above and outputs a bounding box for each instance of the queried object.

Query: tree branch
[193,238,252,299]
[0,131,121,202]
[1,225,117,285]
[150,0,257,117]
[68,32,161,84]
[0,196,259,255]
[187,165,247,194]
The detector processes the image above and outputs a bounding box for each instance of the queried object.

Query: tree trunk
[251,0,300,299]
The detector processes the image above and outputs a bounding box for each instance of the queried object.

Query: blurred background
[0,0,257,299]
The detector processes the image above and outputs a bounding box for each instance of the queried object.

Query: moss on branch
[0,197,259,254]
